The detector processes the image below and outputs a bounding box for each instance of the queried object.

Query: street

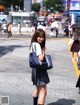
[0,0,80,104]
[0,38,80,105]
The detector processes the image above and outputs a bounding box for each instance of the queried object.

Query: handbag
[68,38,74,46]
[44,54,53,70]
[29,44,53,70]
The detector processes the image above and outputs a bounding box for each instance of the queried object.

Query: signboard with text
[70,0,80,10]
[62,0,80,10]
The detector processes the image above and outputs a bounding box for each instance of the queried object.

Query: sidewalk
[0,37,80,105]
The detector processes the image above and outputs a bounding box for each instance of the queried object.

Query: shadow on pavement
[47,98,75,105]
[0,45,28,57]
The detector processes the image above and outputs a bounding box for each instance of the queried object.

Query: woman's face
[37,36,44,43]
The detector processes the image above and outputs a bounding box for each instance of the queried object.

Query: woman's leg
[33,86,39,105]
[75,52,78,62]
[38,85,47,105]
[33,86,39,97]
[72,52,75,61]
[72,52,78,62]
[10,31,12,37]
[8,31,10,38]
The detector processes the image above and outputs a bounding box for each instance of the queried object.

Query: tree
[44,0,64,12]
[0,0,23,14]
[1,0,23,9]
[0,0,5,4]
[32,3,40,12]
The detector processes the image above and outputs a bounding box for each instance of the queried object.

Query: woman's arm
[38,50,45,61]
[35,43,45,61]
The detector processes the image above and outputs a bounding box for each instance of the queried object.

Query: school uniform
[30,42,50,86]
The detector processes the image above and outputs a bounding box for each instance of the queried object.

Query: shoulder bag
[29,44,53,70]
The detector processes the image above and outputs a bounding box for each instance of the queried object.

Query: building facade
[24,0,32,12]
[70,0,80,10]
[24,0,42,9]
[69,0,80,25]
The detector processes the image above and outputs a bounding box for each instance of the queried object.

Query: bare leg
[33,86,39,105]
[38,85,47,105]
[33,86,39,97]
[72,52,75,61]
[75,52,78,62]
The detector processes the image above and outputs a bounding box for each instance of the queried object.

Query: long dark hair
[30,29,46,49]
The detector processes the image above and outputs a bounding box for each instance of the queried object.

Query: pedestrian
[77,45,80,69]
[61,18,65,30]
[25,22,28,32]
[50,21,55,37]
[50,28,54,37]
[0,25,3,34]
[17,22,21,35]
[55,26,58,38]
[54,20,59,38]
[50,20,59,38]
[64,22,69,37]
[30,29,50,105]
[7,22,13,39]
[68,22,72,38]
[70,28,79,61]
[31,23,35,36]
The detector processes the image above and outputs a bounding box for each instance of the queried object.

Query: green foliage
[0,0,23,8]
[32,3,40,12]
[0,0,5,4]
[0,0,23,13]
[0,0,64,12]
[44,0,64,12]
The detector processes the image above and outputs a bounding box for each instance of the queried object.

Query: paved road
[0,37,80,105]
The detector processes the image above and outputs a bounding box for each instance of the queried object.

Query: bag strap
[32,43,36,52]
[32,45,34,52]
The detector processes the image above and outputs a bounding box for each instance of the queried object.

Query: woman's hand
[38,50,45,61]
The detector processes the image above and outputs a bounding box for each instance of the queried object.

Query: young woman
[30,29,50,105]
[70,28,79,61]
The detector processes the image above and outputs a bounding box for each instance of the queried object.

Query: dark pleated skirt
[70,40,79,52]
[31,68,50,86]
